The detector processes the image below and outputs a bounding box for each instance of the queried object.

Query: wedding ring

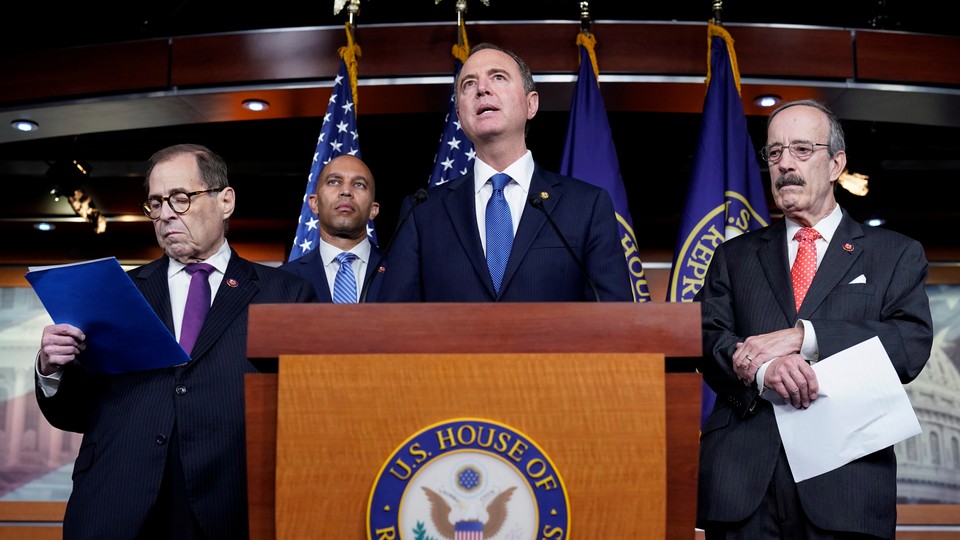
[746,355,753,362]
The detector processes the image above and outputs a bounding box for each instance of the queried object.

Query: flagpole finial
[579,1,591,33]
[711,0,723,25]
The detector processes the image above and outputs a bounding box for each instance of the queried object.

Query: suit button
[175,385,187,395]
[156,435,167,445]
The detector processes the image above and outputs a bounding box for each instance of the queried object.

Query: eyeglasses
[141,188,225,219]
[760,142,829,163]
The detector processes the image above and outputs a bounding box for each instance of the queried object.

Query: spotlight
[10,119,39,132]
[34,222,55,232]
[242,99,270,112]
[68,188,107,234]
[754,95,782,108]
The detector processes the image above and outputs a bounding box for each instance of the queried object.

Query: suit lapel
[443,173,496,295]
[189,251,260,359]
[133,258,176,335]
[756,222,796,322]
[797,212,864,318]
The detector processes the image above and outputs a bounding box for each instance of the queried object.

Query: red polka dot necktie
[792,227,822,311]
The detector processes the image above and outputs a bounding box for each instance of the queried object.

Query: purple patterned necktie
[180,262,215,355]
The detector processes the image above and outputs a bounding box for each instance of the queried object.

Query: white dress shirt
[473,151,534,253]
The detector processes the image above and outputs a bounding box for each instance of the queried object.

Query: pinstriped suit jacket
[376,166,633,302]
[695,210,933,538]
[36,250,318,540]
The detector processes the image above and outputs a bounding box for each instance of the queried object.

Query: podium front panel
[275,352,666,539]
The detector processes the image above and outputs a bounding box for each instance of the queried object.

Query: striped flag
[667,23,771,427]
[428,19,475,187]
[559,31,651,301]
[288,30,371,261]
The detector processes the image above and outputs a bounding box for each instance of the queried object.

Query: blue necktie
[333,252,359,303]
[180,262,214,355]
[485,173,513,294]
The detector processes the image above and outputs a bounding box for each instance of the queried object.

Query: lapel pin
[226,278,238,287]
[842,243,854,252]
[540,191,549,200]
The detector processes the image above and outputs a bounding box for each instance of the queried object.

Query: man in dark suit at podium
[280,154,382,303]
[377,43,631,302]
[695,100,933,539]
[35,143,318,540]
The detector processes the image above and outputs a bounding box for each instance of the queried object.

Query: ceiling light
[10,119,39,132]
[242,99,270,112]
[866,218,886,227]
[838,169,869,196]
[34,222,55,232]
[754,95,781,108]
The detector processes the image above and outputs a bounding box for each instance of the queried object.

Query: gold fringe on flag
[706,22,741,96]
[452,17,471,63]
[338,22,362,111]
[575,31,600,86]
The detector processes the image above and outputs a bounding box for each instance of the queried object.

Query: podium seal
[367,418,569,540]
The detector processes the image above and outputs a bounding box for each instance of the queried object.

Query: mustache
[776,175,805,190]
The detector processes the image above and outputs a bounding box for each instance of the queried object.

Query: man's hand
[39,324,85,376]
[732,327,805,385]
[762,354,819,409]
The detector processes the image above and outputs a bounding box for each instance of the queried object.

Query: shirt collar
[168,239,231,277]
[785,204,843,244]
[319,237,371,267]
[473,150,534,194]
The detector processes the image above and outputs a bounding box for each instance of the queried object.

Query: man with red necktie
[695,100,933,539]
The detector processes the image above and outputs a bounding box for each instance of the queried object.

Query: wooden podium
[245,302,702,539]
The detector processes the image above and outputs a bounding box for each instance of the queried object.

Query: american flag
[288,58,370,261]
[428,60,475,187]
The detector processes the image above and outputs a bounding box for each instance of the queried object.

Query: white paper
[771,336,921,482]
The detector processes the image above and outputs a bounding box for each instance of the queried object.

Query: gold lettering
[507,440,528,462]
[388,459,412,481]
[526,458,546,478]
[681,275,702,299]
[541,525,564,538]
[534,475,558,490]
[436,428,456,450]
[409,443,427,464]
[457,424,477,445]
[476,426,496,448]
[374,527,396,540]
[495,431,511,453]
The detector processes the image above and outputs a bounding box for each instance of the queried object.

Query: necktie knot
[336,252,357,266]
[490,173,511,192]
[794,227,821,243]
[184,262,214,277]
[333,252,359,303]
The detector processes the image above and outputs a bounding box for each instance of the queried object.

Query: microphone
[527,193,601,302]
[358,188,429,303]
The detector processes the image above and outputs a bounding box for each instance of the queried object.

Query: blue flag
[288,59,367,261]
[667,24,770,427]
[428,60,475,187]
[560,37,650,302]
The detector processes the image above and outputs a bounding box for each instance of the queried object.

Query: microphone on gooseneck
[358,188,429,303]
[527,193,601,302]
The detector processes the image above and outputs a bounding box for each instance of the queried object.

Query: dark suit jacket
[695,210,933,538]
[376,166,632,302]
[278,239,382,302]
[36,250,318,540]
